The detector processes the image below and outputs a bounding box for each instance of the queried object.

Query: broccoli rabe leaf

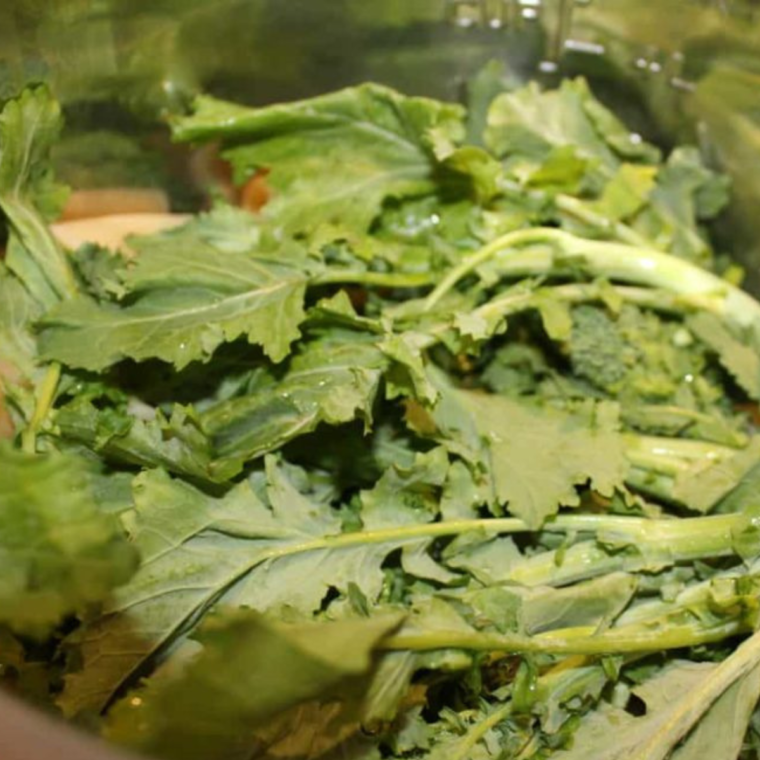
[360,446,449,530]
[632,147,730,265]
[60,459,445,716]
[0,86,76,307]
[463,572,638,636]
[669,663,760,760]
[465,59,521,146]
[105,609,402,760]
[589,163,658,223]
[554,637,760,760]
[38,233,308,370]
[688,312,760,401]
[453,391,628,527]
[485,79,659,176]
[201,332,386,466]
[0,264,43,423]
[672,438,760,514]
[69,244,128,301]
[53,397,236,483]
[0,444,137,637]
[174,84,465,235]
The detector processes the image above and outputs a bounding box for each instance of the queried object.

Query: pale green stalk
[554,193,654,248]
[314,269,437,288]
[422,229,760,334]
[631,628,760,760]
[623,434,736,476]
[21,361,61,454]
[381,619,747,656]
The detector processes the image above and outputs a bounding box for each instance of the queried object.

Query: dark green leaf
[0,86,76,307]
[174,84,464,235]
[105,609,402,760]
[38,234,308,370]
[202,334,386,466]
[0,444,137,637]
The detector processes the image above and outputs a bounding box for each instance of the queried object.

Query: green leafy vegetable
[104,610,402,760]
[38,232,309,369]
[174,84,464,235]
[0,444,137,637]
[0,86,75,307]
[201,332,386,465]
[454,391,628,527]
[3,70,760,760]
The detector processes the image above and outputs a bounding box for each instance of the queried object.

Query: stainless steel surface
[0,1,759,758]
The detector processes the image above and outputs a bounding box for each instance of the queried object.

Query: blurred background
[2,0,759,283]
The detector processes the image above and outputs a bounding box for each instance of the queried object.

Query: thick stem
[504,510,747,588]
[554,193,653,248]
[424,228,562,310]
[421,227,760,332]
[257,511,750,565]
[623,434,736,476]
[381,619,747,656]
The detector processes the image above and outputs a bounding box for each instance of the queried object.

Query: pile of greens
[4,67,760,760]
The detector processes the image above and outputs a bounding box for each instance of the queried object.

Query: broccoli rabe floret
[569,305,630,391]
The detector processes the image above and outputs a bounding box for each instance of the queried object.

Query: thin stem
[622,405,749,448]
[21,362,61,454]
[380,620,747,656]
[420,227,760,332]
[622,434,736,477]
[424,228,564,310]
[314,270,437,289]
[554,193,653,248]
[474,283,721,324]
[415,281,722,351]
[447,702,514,760]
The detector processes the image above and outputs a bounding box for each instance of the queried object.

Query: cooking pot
[0,1,758,757]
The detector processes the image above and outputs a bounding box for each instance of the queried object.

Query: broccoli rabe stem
[381,617,749,656]
[472,282,722,324]
[497,176,653,248]
[624,467,683,505]
[504,509,750,588]
[415,280,723,352]
[257,511,751,590]
[622,434,736,476]
[313,511,749,552]
[20,362,61,454]
[384,572,760,655]
[442,701,515,760]
[554,193,654,248]
[622,405,749,448]
[425,228,570,310]
[314,269,437,288]
[423,228,760,335]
